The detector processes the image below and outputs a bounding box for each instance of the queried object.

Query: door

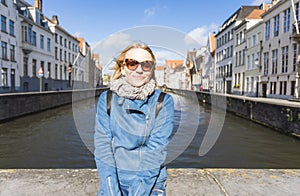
[262,83,267,97]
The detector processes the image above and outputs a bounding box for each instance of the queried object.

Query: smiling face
[121,48,154,87]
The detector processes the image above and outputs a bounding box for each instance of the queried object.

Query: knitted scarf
[110,77,156,100]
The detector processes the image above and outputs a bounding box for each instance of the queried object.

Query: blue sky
[27,0,271,73]
[27,0,271,46]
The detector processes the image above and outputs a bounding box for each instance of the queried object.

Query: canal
[0,93,300,169]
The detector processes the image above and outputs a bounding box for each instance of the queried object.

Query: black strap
[155,92,166,118]
[106,90,112,116]
[106,90,166,118]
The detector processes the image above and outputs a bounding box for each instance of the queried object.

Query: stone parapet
[0,169,299,195]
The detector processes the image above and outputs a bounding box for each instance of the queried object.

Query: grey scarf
[110,77,156,100]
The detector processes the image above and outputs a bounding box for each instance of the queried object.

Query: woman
[94,42,174,196]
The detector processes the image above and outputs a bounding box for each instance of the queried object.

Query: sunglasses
[124,58,154,72]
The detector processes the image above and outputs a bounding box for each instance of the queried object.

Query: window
[60,49,62,61]
[291,81,296,96]
[284,8,290,33]
[251,53,255,69]
[47,62,51,78]
[55,47,58,59]
[252,35,256,46]
[1,41,7,60]
[64,66,67,79]
[10,44,15,61]
[55,64,58,79]
[55,33,58,43]
[32,59,37,77]
[47,38,51,52]
[281,46,288,73]
[293,43,297,72]
[28,26,32,44]
[263,52,269,76]
[272,49,278,74]
[40,34,44,49]
[265,20,270,40]
[1,68,8,86]
[274,15,280,37]
[22,26,27,42]
[60,65,62,79]
[296,3,299,21]
[1,0,7,5]
[23,57,28,76]
[270,82,277,94]
[32,31,36,46]
[1,15,6,33]
[9,20,14,36]
[41,61,44,73]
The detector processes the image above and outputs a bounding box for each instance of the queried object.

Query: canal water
[0,93,299,169]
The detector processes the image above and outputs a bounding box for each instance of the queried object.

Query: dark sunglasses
[124,58,154,72]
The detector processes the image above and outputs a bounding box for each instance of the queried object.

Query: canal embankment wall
[172,89,300,138]
[0,88,108,122]
[1,88,300,138]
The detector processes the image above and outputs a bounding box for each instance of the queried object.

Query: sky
[27,0,271,73]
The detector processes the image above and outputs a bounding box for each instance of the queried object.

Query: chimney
[34,0,42,12]
[52,15,59,25]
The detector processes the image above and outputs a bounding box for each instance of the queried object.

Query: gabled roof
[217,6,260,35]
[165,60,184,69]
[246,9,265,19]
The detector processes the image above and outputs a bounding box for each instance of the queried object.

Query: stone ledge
[0,169,299,195]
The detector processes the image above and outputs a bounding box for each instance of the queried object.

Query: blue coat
[94,89,174,196]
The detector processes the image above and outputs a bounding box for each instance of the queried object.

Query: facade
[0,0,95,93]
[165,60,185,89]
[245,20,264,97]
[154,64,166,87]
[260,0,298,99]
[215,6,260,94]
[233,8,265,95]
[193,35,216,92]
[17,0,55,91]
[1,0,20,93]
[47,15,82,90]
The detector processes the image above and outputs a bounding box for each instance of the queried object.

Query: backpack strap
[155,92,166,118]
[106,90,112,116]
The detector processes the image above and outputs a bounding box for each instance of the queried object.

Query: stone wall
[0,88,108,122]
[173,89,300,138]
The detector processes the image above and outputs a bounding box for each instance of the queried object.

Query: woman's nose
[135,64,143,72]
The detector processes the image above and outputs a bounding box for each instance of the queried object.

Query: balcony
[20,41,35,54]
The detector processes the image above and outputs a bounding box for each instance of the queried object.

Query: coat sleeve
[94,91,121,196]
[133,93,174,195]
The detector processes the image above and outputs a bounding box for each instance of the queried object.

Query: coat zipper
[107,176,114,196]
[134,181,142,196]
[140,115,149,160]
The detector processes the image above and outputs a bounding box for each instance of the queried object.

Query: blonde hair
[111,42,156,80]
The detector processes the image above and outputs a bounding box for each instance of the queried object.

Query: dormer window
[20,7,28,18]
[1,0,7,6]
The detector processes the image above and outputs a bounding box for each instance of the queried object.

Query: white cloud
[154,49,185,65]
[73,32,82,38]
[92,33,132,74]
[250,0,271,5]
[185,24,218,47]
[144,7,157,17]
